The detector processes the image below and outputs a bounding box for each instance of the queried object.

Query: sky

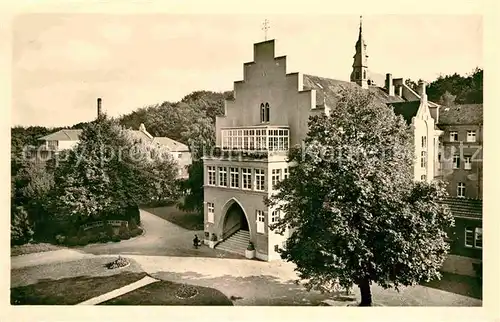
[11,14,483,127]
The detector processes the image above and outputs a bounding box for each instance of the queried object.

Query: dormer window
[260,102,270,123]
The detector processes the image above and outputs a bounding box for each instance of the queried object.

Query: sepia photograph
[7,4,490,315]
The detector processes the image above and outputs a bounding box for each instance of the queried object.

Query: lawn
[101,280,233,305]
[11,272,148,305]
[11,243,65,257]
[144,205,204,231]
[421,271,482,300]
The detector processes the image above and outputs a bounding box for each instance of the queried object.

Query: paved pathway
[79,208,242,258]
[11,250,482,306]
[11,248,95,270]
[10,208,482,307]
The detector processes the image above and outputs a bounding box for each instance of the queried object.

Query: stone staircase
[215,230,250,256]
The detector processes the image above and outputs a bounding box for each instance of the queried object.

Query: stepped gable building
[202,18,445,261]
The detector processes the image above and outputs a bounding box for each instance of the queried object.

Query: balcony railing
[204,147,288,161]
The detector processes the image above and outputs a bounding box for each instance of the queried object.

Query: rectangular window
[437,153,442,169]
[47,140,58,150]
[230,167,239,188]
[449,131,458,142]
[271,210,280,223]
[256,210,265,234]
[421,136,427,148]
[242,168,252,190]
[255,169,265,191]
[457,182,465,198]
[421,175,426,181]
[243,136,249,150]
[283,168,289,180]
[218,167,227,187]
[465,227,474,247]
[420,151,427,168]
[207,166,216,186]
[453,154,460,169]
[271,169,281,190]
[464,155,472,170]
[467,130,476,143]
[207,202,214,223]
[475,228,483,248]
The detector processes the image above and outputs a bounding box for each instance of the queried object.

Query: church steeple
[350,16,369,89]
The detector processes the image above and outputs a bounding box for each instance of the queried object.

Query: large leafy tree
[267,87,454,306]
[50,115,179,224]
[11,160,54,243]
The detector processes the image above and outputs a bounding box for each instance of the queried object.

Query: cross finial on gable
[262,19,270,41]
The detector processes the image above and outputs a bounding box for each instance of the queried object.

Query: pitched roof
[302,74,402,109]
[38,127,186,153]
[440,197,482,220]
[302,74,358,108]
[438,104,483,125]
[129,130,154,143]
[38,129,82,141]
[368,86,405,104]
[152,137,189,152]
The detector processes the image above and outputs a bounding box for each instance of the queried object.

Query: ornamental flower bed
[105,256,130,270]
[175,284,199,299]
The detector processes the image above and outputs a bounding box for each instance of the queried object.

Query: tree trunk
[358,278,372,306]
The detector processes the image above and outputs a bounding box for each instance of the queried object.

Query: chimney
[418,80,427,102]
[385,73,394,96]
[97,98,102,119]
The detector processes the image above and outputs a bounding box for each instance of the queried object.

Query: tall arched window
[260,102,270,123]
[363,70,366,79]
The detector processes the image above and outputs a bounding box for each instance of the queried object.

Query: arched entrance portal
[222,202,249,240]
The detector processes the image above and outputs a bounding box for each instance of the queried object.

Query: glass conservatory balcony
[220,125,289,152]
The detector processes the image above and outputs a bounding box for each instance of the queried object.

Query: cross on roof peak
[262,19,270,41]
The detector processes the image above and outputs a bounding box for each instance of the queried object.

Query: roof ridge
[62,129,72,140]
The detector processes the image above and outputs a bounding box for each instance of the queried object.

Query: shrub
[88,234,99,244]
[98,232,109,243]
[78,236,90,246]
[119,231,131,240]
[111,235,121,242]
[104,222,115,238]
[247,242,255,251]
[11,206,35,246]
[118,222,128,235]
[204,232,210,239]
[210,233,218,242]
[129,217,138,230]
[130,227,143,237]
[474,262,482,282]
[55,234,66,245]
[125,205,140,225]
[66,236,79,247]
